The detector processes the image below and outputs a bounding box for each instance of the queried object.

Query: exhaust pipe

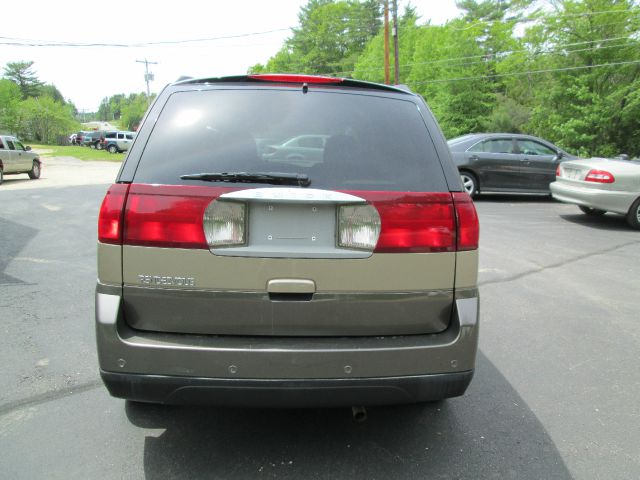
[351,406,367,422]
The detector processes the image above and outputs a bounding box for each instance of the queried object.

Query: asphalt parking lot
[0,157,639,479]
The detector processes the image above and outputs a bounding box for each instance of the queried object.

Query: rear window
[133,88,448,192]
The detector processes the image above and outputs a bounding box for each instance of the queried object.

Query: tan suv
[96,74,480,407]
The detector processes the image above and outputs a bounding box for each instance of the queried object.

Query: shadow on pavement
[0,217,38,285]
[126,352,572,480]
[559,213,632,232]
[474,193,555,204]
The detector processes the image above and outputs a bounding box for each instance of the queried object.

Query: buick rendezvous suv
[96,74,480,407]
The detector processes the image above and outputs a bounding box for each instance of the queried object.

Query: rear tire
[28,161,40,179]
[0,166,3,185]
[579,205,606,216]
[626,198,640,230]
[108,144,118,154]
[460,171,478,198]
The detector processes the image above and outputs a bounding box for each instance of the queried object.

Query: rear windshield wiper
[180,171,311,187]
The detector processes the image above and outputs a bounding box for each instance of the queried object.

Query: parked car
[551,156,640,229]
[448,133,577,197]
[103,131,135,153]
[86,131,106,149]
[262,134,330,166]
[75,131,91,146]
[96,74,480,408]
[0,135,41,185]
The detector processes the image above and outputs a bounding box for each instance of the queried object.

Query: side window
[117,133,125,140]
[126,134,134,140]
[518,140,556,156]
[0,139,4,149]
[14,141,25,151]
[470,139,513,154]
[299,136,324,148]
[7,140,16,150]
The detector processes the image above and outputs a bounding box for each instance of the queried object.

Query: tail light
[98,184,130,244]
[585,169,615,183]
[99,185,479,253]
[556,165,561,177]
[452,192,479,251]
[248,74,344,84]
[123,185,220,249]
[348,192,456,253]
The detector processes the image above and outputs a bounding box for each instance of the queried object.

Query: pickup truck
[0,135,41,185]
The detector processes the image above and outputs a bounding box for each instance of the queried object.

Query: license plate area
[249,202,336,253]
[210,188,372,259]
[563,167,583,180]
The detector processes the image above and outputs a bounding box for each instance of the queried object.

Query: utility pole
[392,0,400,85]
[383,0,390,85]
[136,59,158,105]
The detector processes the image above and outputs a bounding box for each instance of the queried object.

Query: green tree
[0,79,22,134]
[353,6,421,83]
[39,84,66,103]
[120,93,154,131]
[3,61,44,99]
[513,0,640,155]
[250,0,381,75]
[18,96,79,143]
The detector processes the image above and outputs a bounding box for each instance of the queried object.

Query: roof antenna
[302,83,309,94]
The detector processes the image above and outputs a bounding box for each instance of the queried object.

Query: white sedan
[551,157,640,229]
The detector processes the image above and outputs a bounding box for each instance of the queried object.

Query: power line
[448,7,638,31]
[279,34,637,76]
[0,28,293,48]
[333,37,638,76]
[410,59,640,85]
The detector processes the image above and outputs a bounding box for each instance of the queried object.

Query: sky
[1,1,462,112]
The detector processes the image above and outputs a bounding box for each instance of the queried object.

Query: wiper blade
[180,171,311,187]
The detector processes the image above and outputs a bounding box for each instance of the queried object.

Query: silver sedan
[551,157,640,229]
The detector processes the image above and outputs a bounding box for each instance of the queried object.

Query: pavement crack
[479,239,640,288]
[0,379,104,417]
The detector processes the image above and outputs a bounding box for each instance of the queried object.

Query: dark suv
[86,130,106,149]
[96,74,480,407]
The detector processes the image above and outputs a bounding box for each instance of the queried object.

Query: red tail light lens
[123,185,234,249]
[585,169,615,183]
[556,165,561,177]
[98,184,130,244]
[452,192,479,251]
[347,192,456,253]
[248,74,344,84]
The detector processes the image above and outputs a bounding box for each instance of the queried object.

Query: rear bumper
[101,370,474,407]
[550,181,636,215]
[96,287,479,406]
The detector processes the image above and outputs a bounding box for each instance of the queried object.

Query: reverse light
[203,200,246,248]
[337,204,381,251]
[585,169,615,183]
